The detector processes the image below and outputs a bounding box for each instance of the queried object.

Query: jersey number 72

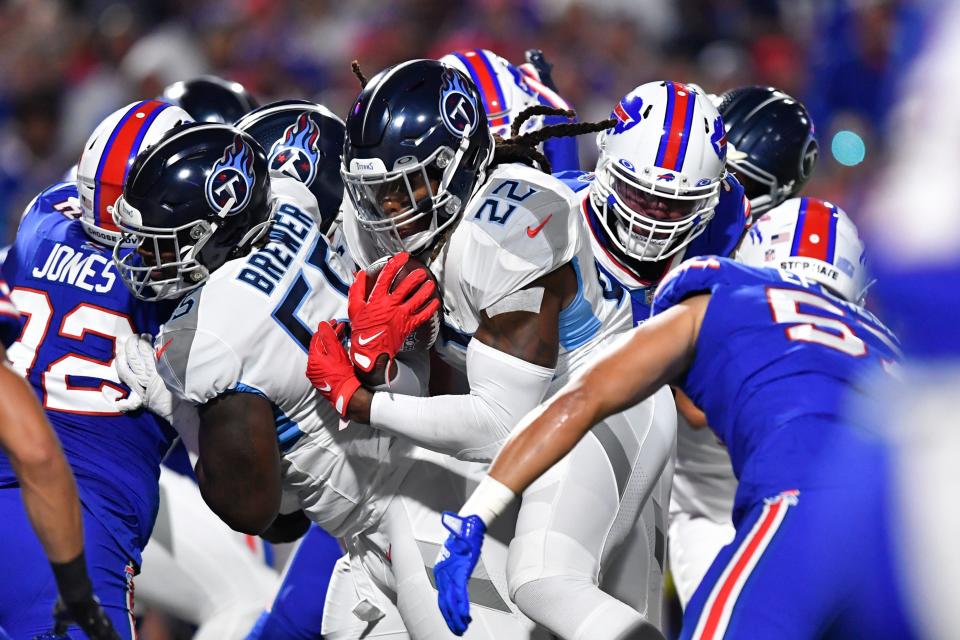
[7,288,134,415]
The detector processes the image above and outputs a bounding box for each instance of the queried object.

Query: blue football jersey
[0,182,177,564]
[653,256,901,508]
[554,170,748,326]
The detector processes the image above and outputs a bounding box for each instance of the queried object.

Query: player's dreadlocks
[427,107,615,264]
[351,60,368,88]
[492,105,615,174]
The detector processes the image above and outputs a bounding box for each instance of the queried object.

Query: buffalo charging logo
[609,94,644,135]
[710,115,727,162]
[205,136,256,215]
[439,71,479,137]
[269,113,322,185]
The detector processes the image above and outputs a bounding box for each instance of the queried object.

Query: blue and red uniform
[653,257,915,639]
[556,170,748,325]
[0,182,177,639]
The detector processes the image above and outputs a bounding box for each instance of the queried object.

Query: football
[362,254,442,353]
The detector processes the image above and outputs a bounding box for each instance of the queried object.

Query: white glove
[111,333,175,422]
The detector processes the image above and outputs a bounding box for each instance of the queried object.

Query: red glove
[306,320,361,418]
[348,252,441,373]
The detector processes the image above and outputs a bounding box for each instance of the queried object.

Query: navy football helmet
[235,100,345,234]
[162,76,259,124]
[342,59,493,257]
[113,123,273,301]
[717,86,818,216]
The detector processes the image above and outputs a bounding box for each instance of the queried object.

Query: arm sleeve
[369,339,555,462]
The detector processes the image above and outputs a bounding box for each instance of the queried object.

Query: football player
[308,60,677,639]
[548,81,748,615]
[0,100,189,638]
[435,203,916,639]
[440,48,579,172]
[234,99,347,639]
[667,87,820,608]
[0,280,120,640]
[111,123,546,639]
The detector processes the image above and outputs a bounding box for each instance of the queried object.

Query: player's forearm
[487,376,601,493]
[369,339,554,461]
[481,304,702,507]
[0,364,84,563]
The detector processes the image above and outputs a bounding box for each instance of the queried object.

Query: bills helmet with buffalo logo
[591,81,727,264]
[341,59,493,258]
[112,123,272,301]
[236,99,345,234]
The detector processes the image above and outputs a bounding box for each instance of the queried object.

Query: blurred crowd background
[0,0,934,242]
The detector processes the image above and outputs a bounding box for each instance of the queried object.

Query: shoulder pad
[28,182,81,220]
[553,170,593,194]
[686,175,748,259]
[270,174,323,228]
[653,256,778,316]
[157,291,243,404]
[454,166,581,309]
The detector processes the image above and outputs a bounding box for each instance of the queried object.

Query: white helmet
[736,197,869,304]
[77,100,192,246]
[590,81,727,263]
[440,49,567,139]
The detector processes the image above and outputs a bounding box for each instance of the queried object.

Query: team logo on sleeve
[439,72,479,137]
[609,94,644,135]
[710,115,727,161]
[205,135,256,215]
[269,113,322,185]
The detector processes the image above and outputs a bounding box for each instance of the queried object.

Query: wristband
[459,475,516,527]
[50,551,94,604]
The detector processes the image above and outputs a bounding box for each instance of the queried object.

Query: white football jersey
[670,416,737,524]
[157,177,408,536]
[344,163,622,386]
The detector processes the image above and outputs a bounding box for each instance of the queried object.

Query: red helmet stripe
[659,83,693,171]
[791,197,837,263]
[453,51,509,127]
[93,100,169,232]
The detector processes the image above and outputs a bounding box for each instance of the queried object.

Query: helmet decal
[656,172,676,182]
[269,112,321,185]
[710,115,727,162]
[205,135,256,214]
[799,137,818,182]
[610,94,644,135]
[438,71,479,138]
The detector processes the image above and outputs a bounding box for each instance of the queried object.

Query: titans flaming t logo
[439,71,479,138]
[205,135,256,215]
[269,113,322,185]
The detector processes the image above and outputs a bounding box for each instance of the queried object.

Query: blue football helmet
[235,99,345,234]
[113,123,273,301]
[717,86,818,216]
[341,59,494,257]
[163,76,259,124]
